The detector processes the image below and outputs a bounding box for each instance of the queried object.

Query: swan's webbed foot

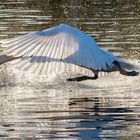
[67,74,98,82]
[113,60,139,76]
[67,66,99,82]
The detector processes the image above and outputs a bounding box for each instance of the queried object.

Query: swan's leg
[113,60,139,76]
[91,69,98,79]
[67,69,98,82]
[0,54,17,65]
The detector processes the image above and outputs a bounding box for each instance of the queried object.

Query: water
[0,0,140,139]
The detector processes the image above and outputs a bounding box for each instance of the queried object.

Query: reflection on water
[0,0,140,139]
[0,86,140,139]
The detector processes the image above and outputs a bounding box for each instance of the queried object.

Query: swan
[0,24,139,81]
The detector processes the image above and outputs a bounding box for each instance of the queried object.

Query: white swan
[0,24,138,81]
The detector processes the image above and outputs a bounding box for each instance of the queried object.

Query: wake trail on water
[0,59,139,88]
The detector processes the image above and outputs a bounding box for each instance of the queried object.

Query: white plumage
[0,24,119,74]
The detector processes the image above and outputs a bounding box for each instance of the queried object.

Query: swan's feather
[0,24,118,74]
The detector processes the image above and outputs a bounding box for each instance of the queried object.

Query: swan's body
[0,24,138,81]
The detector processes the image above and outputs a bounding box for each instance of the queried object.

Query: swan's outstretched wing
[0,24,117,74]
[0,25,79,74]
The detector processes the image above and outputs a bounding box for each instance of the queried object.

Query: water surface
[0,0,140,139]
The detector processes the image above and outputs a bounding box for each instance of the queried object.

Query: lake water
[0,0,140,139]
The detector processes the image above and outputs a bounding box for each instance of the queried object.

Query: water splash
[0,59,139,89]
